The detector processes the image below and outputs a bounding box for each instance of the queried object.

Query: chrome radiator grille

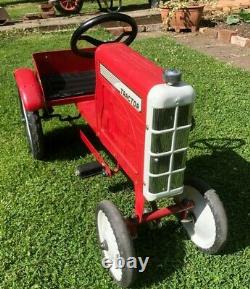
[148,104,192,195]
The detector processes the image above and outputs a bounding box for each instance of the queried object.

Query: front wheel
[96,200,137,287]
[175,177,228,254]
[20,99,44,160]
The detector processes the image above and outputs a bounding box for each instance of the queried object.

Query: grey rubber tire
[176,177,228,254]
[20,99,44,160]
[96,200,137,288]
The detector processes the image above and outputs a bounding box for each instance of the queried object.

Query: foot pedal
[75,161,103,178]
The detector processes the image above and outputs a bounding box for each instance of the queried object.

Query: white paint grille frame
[143,83,195,202]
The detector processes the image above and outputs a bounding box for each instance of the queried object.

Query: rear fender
[14,68,45,111]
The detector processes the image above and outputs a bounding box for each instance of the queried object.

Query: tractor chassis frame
[78,127,195,226]
[36,111,194,227]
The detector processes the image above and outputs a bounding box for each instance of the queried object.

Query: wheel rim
[60,0,79,11]
[97,210,122,281]
[182,185,216,249]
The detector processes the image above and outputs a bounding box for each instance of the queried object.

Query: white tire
[20,98,44,160]
[96,200,136,287]
[176,177,228,254]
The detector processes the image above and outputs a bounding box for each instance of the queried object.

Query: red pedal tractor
[14,13,228,288]
[52,0,122,15]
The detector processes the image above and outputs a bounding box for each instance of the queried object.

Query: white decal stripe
[100,64,120,86]
[100,64,142,112]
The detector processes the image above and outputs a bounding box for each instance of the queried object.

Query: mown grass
[0,30,249,289]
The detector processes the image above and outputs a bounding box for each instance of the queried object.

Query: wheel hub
[100,240,108,251]
[181,211,196,224]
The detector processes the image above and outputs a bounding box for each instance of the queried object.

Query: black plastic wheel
[175,177,228,254]
[108,0,122,12]
[96,200,137,287]
[97,0,122,12]
[71,13,138,57]
[148,0,159,8]
[55,0,83,15]
[20,99,44,160]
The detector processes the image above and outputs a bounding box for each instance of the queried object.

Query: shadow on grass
[133,137,249,286]
[44,124,102,162]
[186,138,249,254]
[109,180,134,193]
[44,127,249,280]
[134,221,185,287]
[121,3,150,12]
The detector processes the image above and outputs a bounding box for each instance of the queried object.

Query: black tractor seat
[41,70,96,100]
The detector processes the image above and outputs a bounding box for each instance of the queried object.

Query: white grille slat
[149,167,186,178]
[150,147,188,157]
[150,124,191,135]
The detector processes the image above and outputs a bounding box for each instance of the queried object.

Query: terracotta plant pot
[161,5,204,32]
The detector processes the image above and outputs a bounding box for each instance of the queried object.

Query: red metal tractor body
[15,43,165,218]
[14,13,228,288]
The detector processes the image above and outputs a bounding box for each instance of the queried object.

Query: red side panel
[94,43,164,219]
[95,43,163,181]
[14,68,44,111]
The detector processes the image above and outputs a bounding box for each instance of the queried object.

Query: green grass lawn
[0,31,249,289]
[1,0,44,20]
[1,0,148,20]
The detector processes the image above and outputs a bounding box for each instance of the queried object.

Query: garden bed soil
[216,22,250,38]
[172,31,250,71]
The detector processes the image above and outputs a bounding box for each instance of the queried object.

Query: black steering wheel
[70,13,138,58]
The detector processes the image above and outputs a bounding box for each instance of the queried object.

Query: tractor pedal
[75,162,103,178]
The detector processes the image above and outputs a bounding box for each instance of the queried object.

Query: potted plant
[159,0,205,32]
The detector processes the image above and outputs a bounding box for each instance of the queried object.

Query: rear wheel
[20,99,44,160]
[106,0,122,12]
[175,177,228,254]
[97,0,122,12]
[96,200,136,288]
[55,0,83,15]
[148,0,159,8]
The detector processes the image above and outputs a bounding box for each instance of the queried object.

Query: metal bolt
[100,240,108,251]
